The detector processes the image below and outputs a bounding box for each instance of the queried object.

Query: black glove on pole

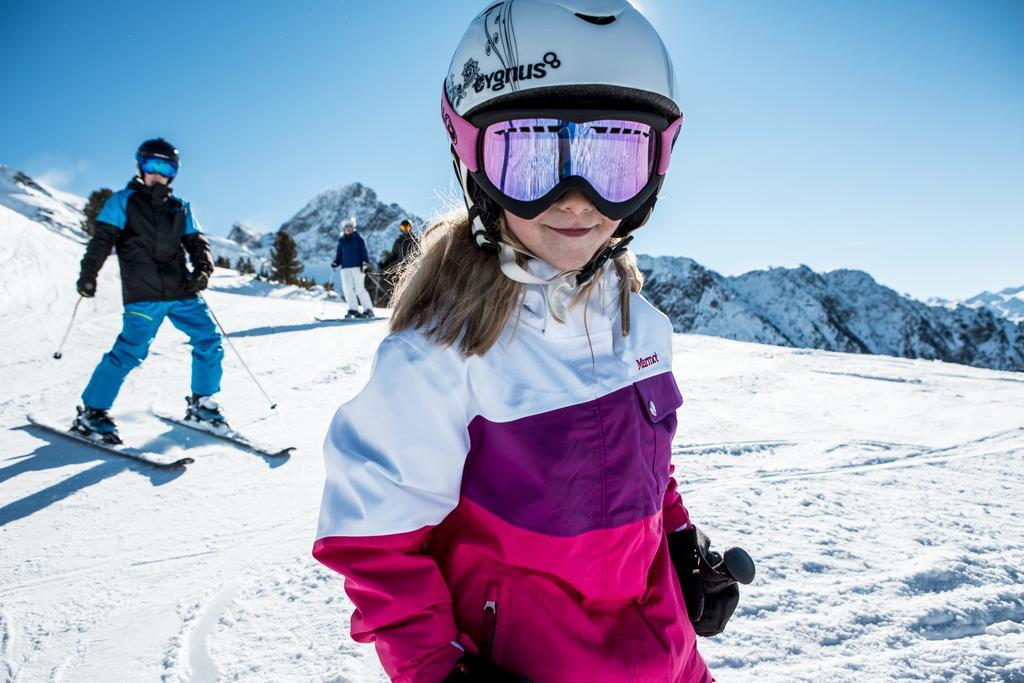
[443,652,531,683]
[76,273,97,298]
[668,525,755,637]
[186,269,211,295]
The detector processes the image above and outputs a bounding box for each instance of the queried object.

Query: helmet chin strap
[497,242,580,323]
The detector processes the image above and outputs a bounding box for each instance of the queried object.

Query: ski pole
[366,270,393,309]
[53,296,84,360]
[365,271,388,296]
[336,267,346,311]
[319,266,337,318]
[200,294,278,410]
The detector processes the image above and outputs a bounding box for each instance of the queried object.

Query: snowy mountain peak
[228,181,425,284]
[227,222,262,248]
[0,164,86,240]
[283,182,380,237]
[963,286,1024,322]
[928,284,1024,323]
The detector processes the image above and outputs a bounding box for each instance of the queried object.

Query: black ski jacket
[380,231,418,272]
[80,178,213,304]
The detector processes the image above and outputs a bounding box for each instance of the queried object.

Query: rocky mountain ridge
[4,164,1019,371]
[638,255,1024,371]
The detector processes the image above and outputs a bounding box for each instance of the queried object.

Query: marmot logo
[636,353,660,371]
[474,52,562,94]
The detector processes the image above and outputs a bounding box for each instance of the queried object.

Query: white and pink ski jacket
[314,262,711,683]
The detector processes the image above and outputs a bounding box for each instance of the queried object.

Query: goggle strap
[457,157,499,251]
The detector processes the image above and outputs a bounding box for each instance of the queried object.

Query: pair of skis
[314,315,380,324]
[27,412,294,469]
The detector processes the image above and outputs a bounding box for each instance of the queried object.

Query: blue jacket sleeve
[95,189,131,231]
[183,202,202,235]
[359,234,370,265]
[335,239,344,265]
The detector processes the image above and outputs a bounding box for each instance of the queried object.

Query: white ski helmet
[340,217,356,233]
[445,0,679,120]
[442,0,683,272]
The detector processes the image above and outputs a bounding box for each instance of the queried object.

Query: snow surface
[2,175,1023,682]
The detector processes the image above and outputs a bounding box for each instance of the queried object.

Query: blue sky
[2,0,1021,300]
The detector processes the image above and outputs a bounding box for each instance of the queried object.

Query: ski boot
[359,309,375,319]
[72,406,122,445]
[344,309,360,319]
[185,394,228,432]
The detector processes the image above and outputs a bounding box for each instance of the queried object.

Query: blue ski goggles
[137,155,178,179]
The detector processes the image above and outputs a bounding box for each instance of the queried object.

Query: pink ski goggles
[443,86,683,219]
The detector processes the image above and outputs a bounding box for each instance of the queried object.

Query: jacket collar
[517,257,619,338]
[129,177,172,204]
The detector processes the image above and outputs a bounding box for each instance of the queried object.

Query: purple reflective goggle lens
[138,156,178,178]
[481,118,655,203]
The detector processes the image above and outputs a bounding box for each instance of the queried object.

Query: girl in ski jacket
[314,2,749,681]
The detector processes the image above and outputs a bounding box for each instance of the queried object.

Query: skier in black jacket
[378,219,418,274]
[377,219,418,301]
[73,138,226,443]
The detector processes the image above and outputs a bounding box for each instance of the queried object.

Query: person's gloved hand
[77,273,97,298]
[668,525,755,637]
[444,652,530,682]
[186,269,211,295]
[361,262,370,273]
[331,261,339,268]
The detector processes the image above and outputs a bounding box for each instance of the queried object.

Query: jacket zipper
[481,598,498,659]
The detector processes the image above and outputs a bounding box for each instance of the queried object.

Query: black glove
[77,273,97,298]
[186,269,211,295]
[331,261,339,268]
[444,652,530,683]
[668,526,755,637]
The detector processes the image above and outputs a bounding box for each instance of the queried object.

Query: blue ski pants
[82,298,224,410]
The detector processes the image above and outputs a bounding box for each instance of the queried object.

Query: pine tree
[214,255,232,269]
[270,230,303,285]
[81,188,113,236]
[235,256,256,274]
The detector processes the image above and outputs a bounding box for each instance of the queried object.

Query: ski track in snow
[2,203,1024,681]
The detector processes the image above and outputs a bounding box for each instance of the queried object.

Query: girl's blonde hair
[389,210,643,357]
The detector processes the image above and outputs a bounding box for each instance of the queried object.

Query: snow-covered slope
[2,167,1023,682]
[208,183,424,285]
[639,255,1024,372]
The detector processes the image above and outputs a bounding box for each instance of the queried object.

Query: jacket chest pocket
[632,372,683,498]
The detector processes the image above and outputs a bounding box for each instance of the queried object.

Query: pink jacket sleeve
[313,335,473,681]
[663,463,692,532]
[313,529,464,682]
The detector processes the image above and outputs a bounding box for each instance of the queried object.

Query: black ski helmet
[136,138,179,165]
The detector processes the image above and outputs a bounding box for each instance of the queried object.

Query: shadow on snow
[0,424,185,526]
